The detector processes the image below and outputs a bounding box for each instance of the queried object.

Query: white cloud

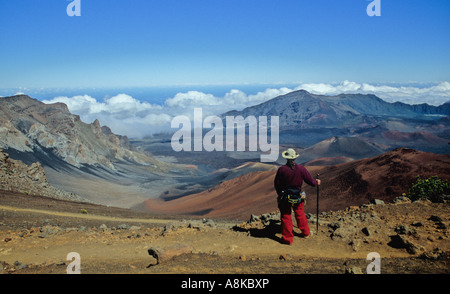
[224,87,293,107]
[165,91,220,108]
[42,81,450,138]
[294,80,450,106]
[42,93,167,138]
[44,94,106,114]
[163,87,295,115]
[43,93,159,117]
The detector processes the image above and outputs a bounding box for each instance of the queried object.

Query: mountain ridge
[224,89,449,128]
[295,136,384,165]
[222,89,449,153]
[0,95,157,170]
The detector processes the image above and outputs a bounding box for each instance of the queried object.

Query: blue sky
[1,0,449,89]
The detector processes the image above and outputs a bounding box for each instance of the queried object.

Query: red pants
[278,201,310,244]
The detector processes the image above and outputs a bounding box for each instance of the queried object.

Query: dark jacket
[274,163,318,197]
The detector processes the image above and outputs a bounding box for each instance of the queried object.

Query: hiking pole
[316,174,320,235]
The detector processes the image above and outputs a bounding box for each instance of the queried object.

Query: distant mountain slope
[223,90,449,153]
[142,148,450,220]
[223,90,449,129]
[224,90,358,128]
[295,136,384,165]
[0,95,207,208]
[0,95,156,169]
[321,93,450,117]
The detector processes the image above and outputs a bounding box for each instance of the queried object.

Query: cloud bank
[43,94,172,138]
[296,80,450,106]
[42,81,450,138]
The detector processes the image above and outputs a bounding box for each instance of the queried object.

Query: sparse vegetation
[407,176,450,203]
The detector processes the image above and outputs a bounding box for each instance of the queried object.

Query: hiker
[274,148,321,245]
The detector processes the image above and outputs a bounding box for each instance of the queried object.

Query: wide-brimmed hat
[282,148,300,160]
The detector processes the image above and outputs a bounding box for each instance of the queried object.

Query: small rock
[202,218,216,227]
[148,243,194,265]
[117,224,129,230]
[13,261,27,270]
[279,254,292,261]
[18,230,29,237]
[394,225,417,236]
[436,222,447,230]
[249,214,260,223]
[371,199,385,205]
[361,227,370,236]
[393,196,411,204]
[187,221,203,229]
[427,216,446,230]
[331,227,355,240]
[161,223,174,236]
[349,239,361,251]
[345,267,363,274]
[389,234,423,254]
[394,225,407,234]
[419,248,446,260]
[328,222,340,231]
[37,225,62,238]
[127,232,141,238]
[428,215,442,222]
[38,231,48,238]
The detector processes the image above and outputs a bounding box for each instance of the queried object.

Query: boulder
[148,243,194,265]
[371,199,385,205]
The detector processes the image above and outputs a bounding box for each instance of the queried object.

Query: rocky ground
[0,150,89,203]
[0,190,448,275]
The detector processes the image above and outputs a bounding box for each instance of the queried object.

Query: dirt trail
[0,205,179,225]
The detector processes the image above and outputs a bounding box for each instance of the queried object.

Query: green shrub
[407,176,450,203]
[80,209,88,214]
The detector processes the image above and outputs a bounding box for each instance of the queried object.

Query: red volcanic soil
[382,130,448,145]
[143,148,450,220]
[144,171,279,220]
[307,148,450,216]
[305,156,353,166]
